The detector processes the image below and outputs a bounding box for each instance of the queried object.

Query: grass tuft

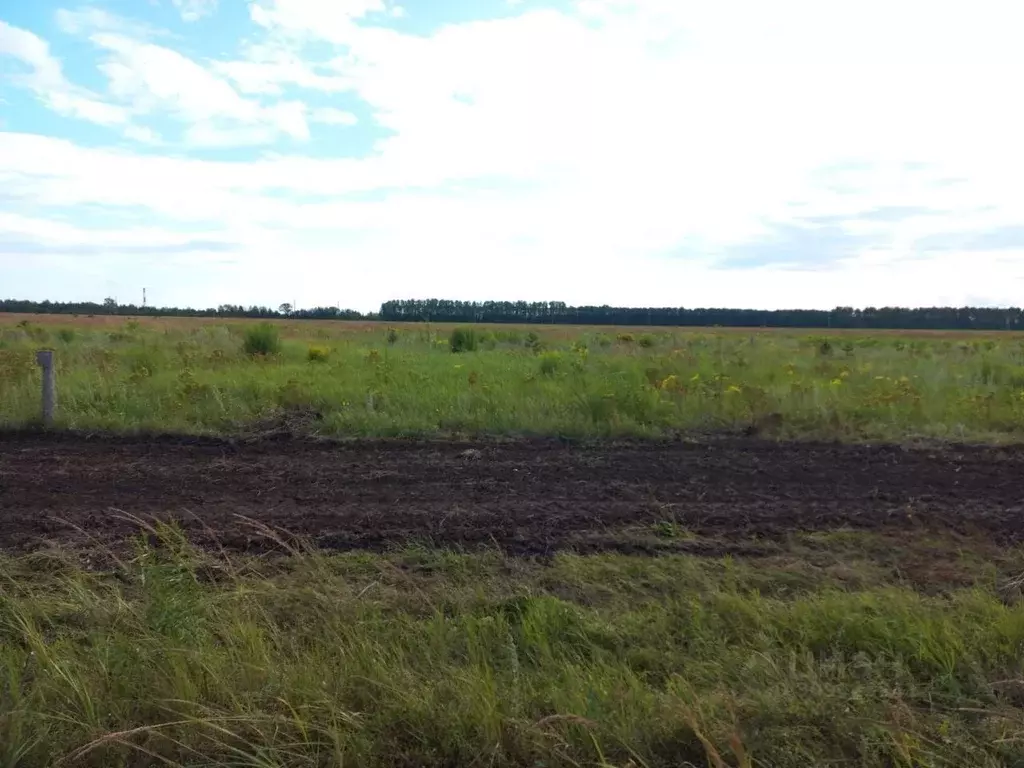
[449,327,478,353]
[242,323,281,357]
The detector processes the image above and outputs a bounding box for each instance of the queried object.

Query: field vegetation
[2,314,1024,440]
[4,313,1024,766]
[4,527,1024,767]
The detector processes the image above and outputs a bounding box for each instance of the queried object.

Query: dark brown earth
[2,431,1024,555]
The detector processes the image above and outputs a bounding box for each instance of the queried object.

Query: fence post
[35,349,56,426]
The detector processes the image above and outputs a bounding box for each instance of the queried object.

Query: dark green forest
[379,300,1024,330]
[3,298,1023,331]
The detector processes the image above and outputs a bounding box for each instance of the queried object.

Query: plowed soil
[2,431,1023,555]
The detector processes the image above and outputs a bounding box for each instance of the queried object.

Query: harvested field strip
[2,432,1024,553]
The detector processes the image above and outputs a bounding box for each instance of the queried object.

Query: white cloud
[123,124,162,144]
[94,34,254,122]
[0,20,64,86]
[89,32,310,142]
[250,0,388,40]
[55,7,164,37]
[171,0,219,23]
[3,15,315,147]
[0,211,232,250]
[310,107,358,126]
[212,55,352,95]
[0,20,130,127]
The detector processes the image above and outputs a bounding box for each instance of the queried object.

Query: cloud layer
[1,0,1024,310]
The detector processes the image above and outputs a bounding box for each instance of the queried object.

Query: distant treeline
[379,300,1024,331]
[3,298,1024,331]
[0,299,366,321]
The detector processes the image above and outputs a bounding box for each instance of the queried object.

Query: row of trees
[0,299,365,321]
[379,300,1024,331]
[3,297,1024,331]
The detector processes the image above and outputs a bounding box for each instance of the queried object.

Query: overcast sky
[2,0,1023,312]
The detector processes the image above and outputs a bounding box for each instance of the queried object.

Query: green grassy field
[2,314,1024,440]
[4,314,1024,766]
[4,527,1024,768]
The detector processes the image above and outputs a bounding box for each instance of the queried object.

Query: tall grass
[242,323,282,357]
[2,527,1024,766]
[3,319,1024,439]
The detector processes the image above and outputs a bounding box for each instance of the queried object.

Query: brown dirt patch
[1,432,1023,555]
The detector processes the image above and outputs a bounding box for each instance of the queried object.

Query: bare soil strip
[2,432,1022,554]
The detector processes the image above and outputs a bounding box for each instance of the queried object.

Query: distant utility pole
[143,287,147,308]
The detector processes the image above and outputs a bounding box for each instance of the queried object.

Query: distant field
[2,313,1024,440]
[6,311,1024,337]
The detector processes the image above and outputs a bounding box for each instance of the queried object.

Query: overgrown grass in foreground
[3,529,1024,766]
[4,318,1024,440]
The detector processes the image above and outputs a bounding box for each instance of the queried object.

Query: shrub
[638,334,656,348]
[56,328,76,343]
[386,328,400,345]
[449,327,478,353]
[524,331,545,354]
[243,323,281,356]
[539,352,562,376]
[307,346,330,363]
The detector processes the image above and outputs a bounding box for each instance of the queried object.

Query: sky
[2,0,1024,313]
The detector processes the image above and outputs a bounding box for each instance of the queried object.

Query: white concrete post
[35,349,56,426]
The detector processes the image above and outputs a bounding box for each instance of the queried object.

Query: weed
[307,346,330,363]
[478,330,497,349]
[539,352,562,376]
[242,323,281,356]
[450,327,478,353]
